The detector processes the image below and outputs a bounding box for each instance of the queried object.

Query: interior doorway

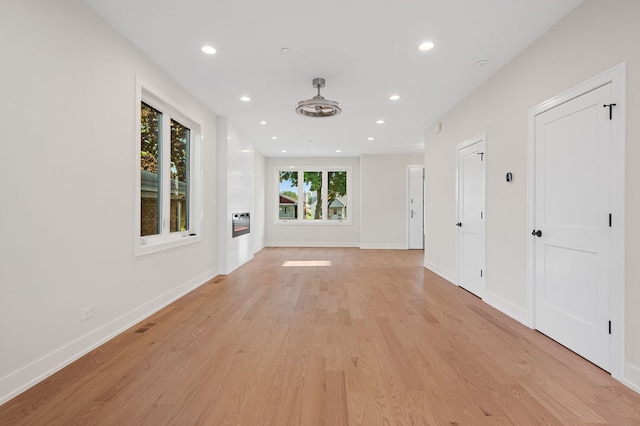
[527,64,625,377]
[456,134,486,298]
[408,166,424,249]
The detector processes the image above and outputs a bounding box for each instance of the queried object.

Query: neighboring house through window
[277,168,350,223]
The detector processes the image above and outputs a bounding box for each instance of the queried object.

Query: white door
[456,137,486,298]
[533,83,612,371]
[408,167,424,249]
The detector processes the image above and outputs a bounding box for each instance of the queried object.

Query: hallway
[1,248,639,424]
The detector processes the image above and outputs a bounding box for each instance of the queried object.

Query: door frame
[406,165,425,249]
[526,63,626,379]
[455,133,487,291]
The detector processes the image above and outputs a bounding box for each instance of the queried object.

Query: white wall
[217,119,262,273]
[265,157,360,247]
[0,0,219,403]
[253,152,266,253]
[424,0,640,390]
[360,154,423,249]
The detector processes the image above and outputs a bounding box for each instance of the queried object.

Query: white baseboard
[423,260,457,285]
[266,241,359,248]
[226,255,253,274]
[483,290,528,326]
[253,243,265,254]
[0,269,218,406]
[623,363,640,394]
[359,243,407,250]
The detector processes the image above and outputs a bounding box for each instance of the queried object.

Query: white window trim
[274,166,352,225]
[135,76,202,256]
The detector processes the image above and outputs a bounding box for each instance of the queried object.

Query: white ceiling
[82,0,583,158]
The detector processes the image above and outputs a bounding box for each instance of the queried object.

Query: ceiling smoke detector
[295,78,342,118]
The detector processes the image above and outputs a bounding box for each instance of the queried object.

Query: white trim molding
[623,363,640,394]
[483,291,528,325]
[0,269,218,405]
[266,241,359,248]
[424,260,457,285]
[360,243,407,250]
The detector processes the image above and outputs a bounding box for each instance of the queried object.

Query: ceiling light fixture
[260,120,267,125]
[295,78,342,118]
[389,94,400,101]
[367,137,375,141]
[240,96,251,102]
[376,120,385,124]
[419,41,435,51]
[201,45,217,55]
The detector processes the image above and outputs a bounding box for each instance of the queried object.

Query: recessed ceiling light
[389,95,400,101]
[272,136,277,140]
[280,47,291,54]
[419,41,435,51]
[367,137,375,141]
[376,120,385,124]
[201,45,217,55]
[336,150,342,153]
[281,150,287,153]
[260,120,267,125]
[240,96,251,102]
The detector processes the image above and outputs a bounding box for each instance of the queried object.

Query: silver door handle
[411,209,414,218]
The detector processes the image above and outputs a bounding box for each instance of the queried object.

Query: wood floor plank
[2,247,640,425]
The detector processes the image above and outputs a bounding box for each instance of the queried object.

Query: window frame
[275,166,351,225]
[135,77,202,256]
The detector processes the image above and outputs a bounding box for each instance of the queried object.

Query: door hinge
[480,211,483,220]
[603,103,617,120]
[480,269,483,278]
[609,213,612,227]
[609,321,612,335]
[477,152,485,161]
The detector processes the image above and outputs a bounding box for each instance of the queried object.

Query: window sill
[135,233,201,257]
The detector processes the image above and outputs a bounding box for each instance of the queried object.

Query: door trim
[526,63,626,379]
[455,132,487,291]
[406,165,425,249]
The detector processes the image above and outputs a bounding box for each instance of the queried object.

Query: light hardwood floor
[2,248,640,425]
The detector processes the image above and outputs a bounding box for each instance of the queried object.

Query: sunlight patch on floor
[282,260,332,267]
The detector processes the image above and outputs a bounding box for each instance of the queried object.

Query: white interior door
[533,83,612,371]
[408,167,424,249]
[456,137,486,298]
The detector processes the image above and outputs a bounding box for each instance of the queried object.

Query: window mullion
[297,170,303,222]
[322,170,328,222]
[161,114,172,235]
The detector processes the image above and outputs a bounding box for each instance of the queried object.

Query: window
[276,168,349,224]
[303,171,322,220]
[279,171,298,219]
[328,171,347,220]
[137,81,201,255]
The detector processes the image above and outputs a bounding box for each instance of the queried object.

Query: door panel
[409,167,424,249]
[534,83,611,371]
[457,139,485,298]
